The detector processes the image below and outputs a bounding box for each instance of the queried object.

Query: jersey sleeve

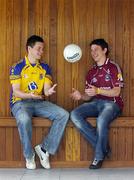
[110,64,124,87]
[85,68,94,88]
[42,63,53,85]
[9,65,21,84]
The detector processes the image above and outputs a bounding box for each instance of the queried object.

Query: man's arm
[97,87,121,97]
[85,85,121,97]
[12,83,43,99]
[70,88,91,101]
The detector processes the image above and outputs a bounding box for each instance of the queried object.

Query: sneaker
[35,145,50,169]
[89,159,103,169]
[26,154,36,170]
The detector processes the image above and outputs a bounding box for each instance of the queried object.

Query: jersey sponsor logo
[117,73,123,81]
[28,81,38,90]
[24,74,28,78]
[105,74,111,81]
[11,69,14,74]
[92,77,97,83]
[107,69,110,74]
[39,74,44,80]
[98,74,103,77]
[100,86,111,90]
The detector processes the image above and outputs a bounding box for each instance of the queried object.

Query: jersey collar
[95,58,110,69]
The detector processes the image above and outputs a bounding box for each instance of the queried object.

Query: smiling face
[90,44,107,65]
[28,42,44,63]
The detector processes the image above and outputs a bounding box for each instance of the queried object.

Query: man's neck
[27,54,37,64]
[96,57,107,66]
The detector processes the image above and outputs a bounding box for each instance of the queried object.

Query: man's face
[28,42,44,60]
[90,44,107,63]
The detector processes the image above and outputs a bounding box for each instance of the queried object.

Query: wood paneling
[0,0,133,116]
[0,0,134,167]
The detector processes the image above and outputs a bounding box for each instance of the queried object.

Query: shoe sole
[35,146,50,169]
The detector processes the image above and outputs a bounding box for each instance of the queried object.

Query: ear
[27,46,32,53]
[104,48,108,54]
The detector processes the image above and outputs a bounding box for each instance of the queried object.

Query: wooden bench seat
[0,116,134,168]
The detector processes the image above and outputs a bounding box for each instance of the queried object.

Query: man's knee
[16,113,31,127]
[70,110,82,128]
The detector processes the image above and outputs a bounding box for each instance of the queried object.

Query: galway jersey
[10,56,52,107]
[86,58,124,110]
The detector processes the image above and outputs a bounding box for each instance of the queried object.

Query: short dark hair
[26,35,44,50]
[90,38,109,56]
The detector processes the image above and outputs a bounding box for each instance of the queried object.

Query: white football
[63,44,82,63]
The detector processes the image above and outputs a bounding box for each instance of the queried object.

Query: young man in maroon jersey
[70,39,123,169]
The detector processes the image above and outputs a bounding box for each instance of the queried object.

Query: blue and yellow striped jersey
[9,56,52,107]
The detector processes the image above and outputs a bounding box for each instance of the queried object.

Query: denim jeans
[70,99,121,160]
[11,99,69,159]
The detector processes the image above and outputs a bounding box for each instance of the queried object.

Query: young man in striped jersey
[70,39,123,169]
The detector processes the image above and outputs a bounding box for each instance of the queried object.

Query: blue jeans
[11,99,69,159]
[70,99,121,160]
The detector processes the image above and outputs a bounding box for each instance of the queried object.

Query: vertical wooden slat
[65,127,73,161]
[78,0,88,98]
[71,0,79,109]
[80,136,88,161]
[120,0,130,116]
[57,0,65,107]
[0,0,7,115]
[117,128,126,160]
[64,0,73,111]
[0,128,6,160]
[13,128,21,161]
[20,0,28,57]
[109,128,118,160]
[93,0,101,38]
[5,128,13,160]
[86,0,94,70]
[125,128,133,160]
[72,128,80,161]
[108,0,116,60]
[49,0,57,104]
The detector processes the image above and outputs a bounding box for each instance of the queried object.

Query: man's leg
[89,100,121,169]
[34,100,69,169]
[11,101,35,169]
[70,100,99,148]
[34,100,69,154]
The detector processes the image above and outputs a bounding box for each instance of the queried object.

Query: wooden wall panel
[0,0,134,167]
[0,0,133,116]
[130,0,134,115]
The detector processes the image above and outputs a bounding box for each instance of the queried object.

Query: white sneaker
[26,154,36,170]
[35,145,50,169]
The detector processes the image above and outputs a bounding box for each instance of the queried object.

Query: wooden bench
[0,116,134,168]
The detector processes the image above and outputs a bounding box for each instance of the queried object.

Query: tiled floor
[0,168,134,180]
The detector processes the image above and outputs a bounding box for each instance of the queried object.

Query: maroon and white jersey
[86,58,124,110]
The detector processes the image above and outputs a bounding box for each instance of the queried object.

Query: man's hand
[70,88,82,100]
[85,85,98,96]
[47,84,57,96]
[30,92,44,99]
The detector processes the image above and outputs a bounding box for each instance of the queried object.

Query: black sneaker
[89,159,103,169]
